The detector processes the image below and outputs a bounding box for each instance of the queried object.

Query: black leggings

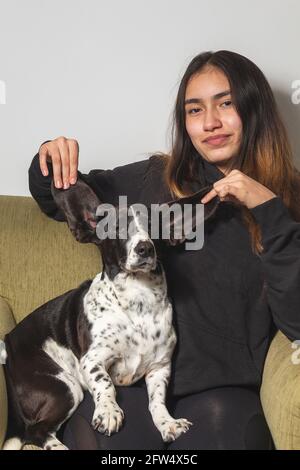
[62,384,273,450]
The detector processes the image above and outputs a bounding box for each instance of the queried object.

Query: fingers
[201,181,241,204]
[201,188,218,203]
[199,170,274,209]
[216,184,241,204]
[68,139,79,185]
[52,144,63,189]
[38,137,79,188]
[59,138,70,189]
[201,170,244,204]
[39,145,49,177]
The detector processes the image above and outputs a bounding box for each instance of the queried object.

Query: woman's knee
[168,387,273,450]
[63,384,166,450]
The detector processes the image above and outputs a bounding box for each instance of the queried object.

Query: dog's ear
[51,179,102,244]
[159,185,220,247]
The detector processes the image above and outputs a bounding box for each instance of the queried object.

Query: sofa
[0,194,300,450]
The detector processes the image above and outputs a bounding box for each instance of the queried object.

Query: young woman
[28,50,300,450]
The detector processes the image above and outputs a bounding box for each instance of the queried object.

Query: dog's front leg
[145,363,192,442]
[81,352,124,436]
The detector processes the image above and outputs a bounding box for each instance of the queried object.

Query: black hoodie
[28,151,300,397]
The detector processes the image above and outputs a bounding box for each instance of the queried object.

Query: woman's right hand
[39,136,79,189]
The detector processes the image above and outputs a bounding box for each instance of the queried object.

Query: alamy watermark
[291,340,300,365]
[93,196,206,251]
[291,80,300,105]
[0,80,6,104]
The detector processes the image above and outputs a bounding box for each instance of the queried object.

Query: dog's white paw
[159,418,193,442]
[92,401,124,436]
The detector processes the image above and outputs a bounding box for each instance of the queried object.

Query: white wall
[0,0,299,196]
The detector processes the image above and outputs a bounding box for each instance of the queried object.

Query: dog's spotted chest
[84,269,176,386]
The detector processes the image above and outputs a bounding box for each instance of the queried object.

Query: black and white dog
[2,178,217,450]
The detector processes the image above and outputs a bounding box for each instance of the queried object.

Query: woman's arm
[250,197,300,342]
[28,138,151,221]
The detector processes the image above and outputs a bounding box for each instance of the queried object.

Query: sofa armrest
[0,296,15,340]
[261,330,300,450]
[0,296,16,450]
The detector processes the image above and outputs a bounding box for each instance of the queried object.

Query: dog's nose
[134,241,154,258]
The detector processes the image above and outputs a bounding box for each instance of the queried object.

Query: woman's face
[185,66,243,174]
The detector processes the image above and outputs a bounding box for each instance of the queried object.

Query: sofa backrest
[0,195,101,324]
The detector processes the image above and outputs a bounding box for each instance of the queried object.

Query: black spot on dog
[95,373,104,382]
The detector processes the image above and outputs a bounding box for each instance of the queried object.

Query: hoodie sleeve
[250,196,300,341]
[28,149,151,222]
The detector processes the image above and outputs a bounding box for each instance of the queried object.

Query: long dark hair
[158,50,300,254]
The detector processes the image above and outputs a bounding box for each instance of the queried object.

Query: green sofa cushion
[0,195,102,323]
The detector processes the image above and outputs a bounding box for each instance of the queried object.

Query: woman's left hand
[200,169,277,209]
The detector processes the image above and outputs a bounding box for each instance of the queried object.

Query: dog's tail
[0,341,23,450]
[1,340,26,450]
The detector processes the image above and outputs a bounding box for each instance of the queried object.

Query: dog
[2,178,218,450]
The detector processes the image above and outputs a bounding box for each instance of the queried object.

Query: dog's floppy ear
[159,184,220,246]
[51,179,102,244]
